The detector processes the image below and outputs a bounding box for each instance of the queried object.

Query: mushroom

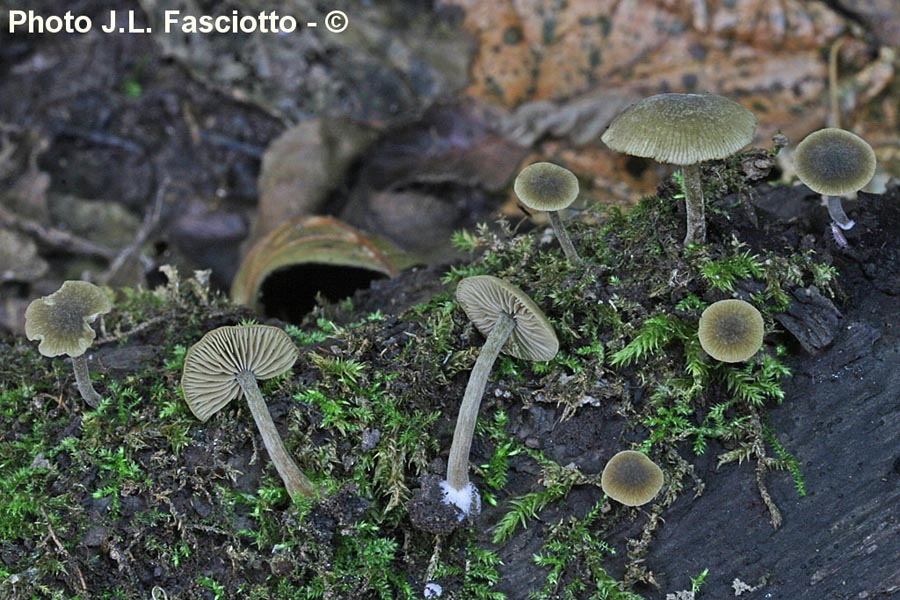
[181,324,316,499]
[697,299,764,363]
[514,162,583,265]
[600,450,664,507]
[601,93,757,247]
[25,280,112,408]
[793,128,876,231]
[442,275,559,517]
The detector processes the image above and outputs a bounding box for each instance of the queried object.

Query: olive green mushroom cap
[601,93,757,166]
[514,162,580,212]
[794,128,876,196]
[698,299,764,363]
[601,450,664,507]
[181,325,300,422]
[25,280,112,358]
[456,275,559,362]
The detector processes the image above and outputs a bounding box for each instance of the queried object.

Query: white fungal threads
[438,480,481,519]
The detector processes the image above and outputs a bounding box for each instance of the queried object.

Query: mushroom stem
[681,163,706,246]
[826,195,855,230]
[547,211,583,266]
[235,370,316,499]
[446,312,517,491]
[71,354,101,408]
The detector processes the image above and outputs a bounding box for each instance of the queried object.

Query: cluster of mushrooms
[24,93,876,520]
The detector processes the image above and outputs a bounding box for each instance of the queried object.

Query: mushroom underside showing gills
[442,276,558,518]
[181,324,316,500]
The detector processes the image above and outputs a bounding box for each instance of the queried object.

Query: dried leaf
[448,0,846,143]
[231,215,415,313]
[137,0,472,122]
[357,102,527,192]
[251,119,376,246]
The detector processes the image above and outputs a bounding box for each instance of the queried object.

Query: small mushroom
[514,162,583,265]
[601,93,756,247]
[181,324,316,499]
[600,450,664,507]
[443,275,558,517]
[698,299,764,363]
[25,280,112,408]
[794,128,876,231]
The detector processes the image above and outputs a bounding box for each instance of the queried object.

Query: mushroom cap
[456,275,559,362]
[24,280,112,358]
[181,324,300,422]
[698,299,764,363]
[514,162,580,212]
[601,450,664,507]
[600,93,757,165]
[794,128,876,196]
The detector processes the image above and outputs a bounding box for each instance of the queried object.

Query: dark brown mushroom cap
[181,325,300,422]
[456,275,559,362]
[698,299,764,363]
[514,162,580,212]
[24,280,112,358]
[794,128,876,196]
[601,450,664,507]
[600,93,757,165]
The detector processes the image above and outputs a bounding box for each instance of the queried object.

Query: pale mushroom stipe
[181,324,316,499]
[443,275,558,518]
[601,93,756,247]
[25,280,112,408]
[794,128,877,231]
[514,162,583,265]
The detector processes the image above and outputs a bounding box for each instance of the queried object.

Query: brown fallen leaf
[355,101,527,193]
[251,119,377,247]
[341,189,460,262]
[137,0,473,124]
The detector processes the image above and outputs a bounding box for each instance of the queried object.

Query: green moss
[531,501,642,600]
[0,150,839,597]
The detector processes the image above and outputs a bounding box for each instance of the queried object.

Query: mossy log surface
[1,184,898,599]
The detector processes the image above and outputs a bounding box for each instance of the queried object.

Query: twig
[95,315,168,345]
[53,122,145,155]
[0,204,115,260]
[99,177,169,284]
[201,131,265,157]
[40,507,88,594]
[827,37,845,129]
